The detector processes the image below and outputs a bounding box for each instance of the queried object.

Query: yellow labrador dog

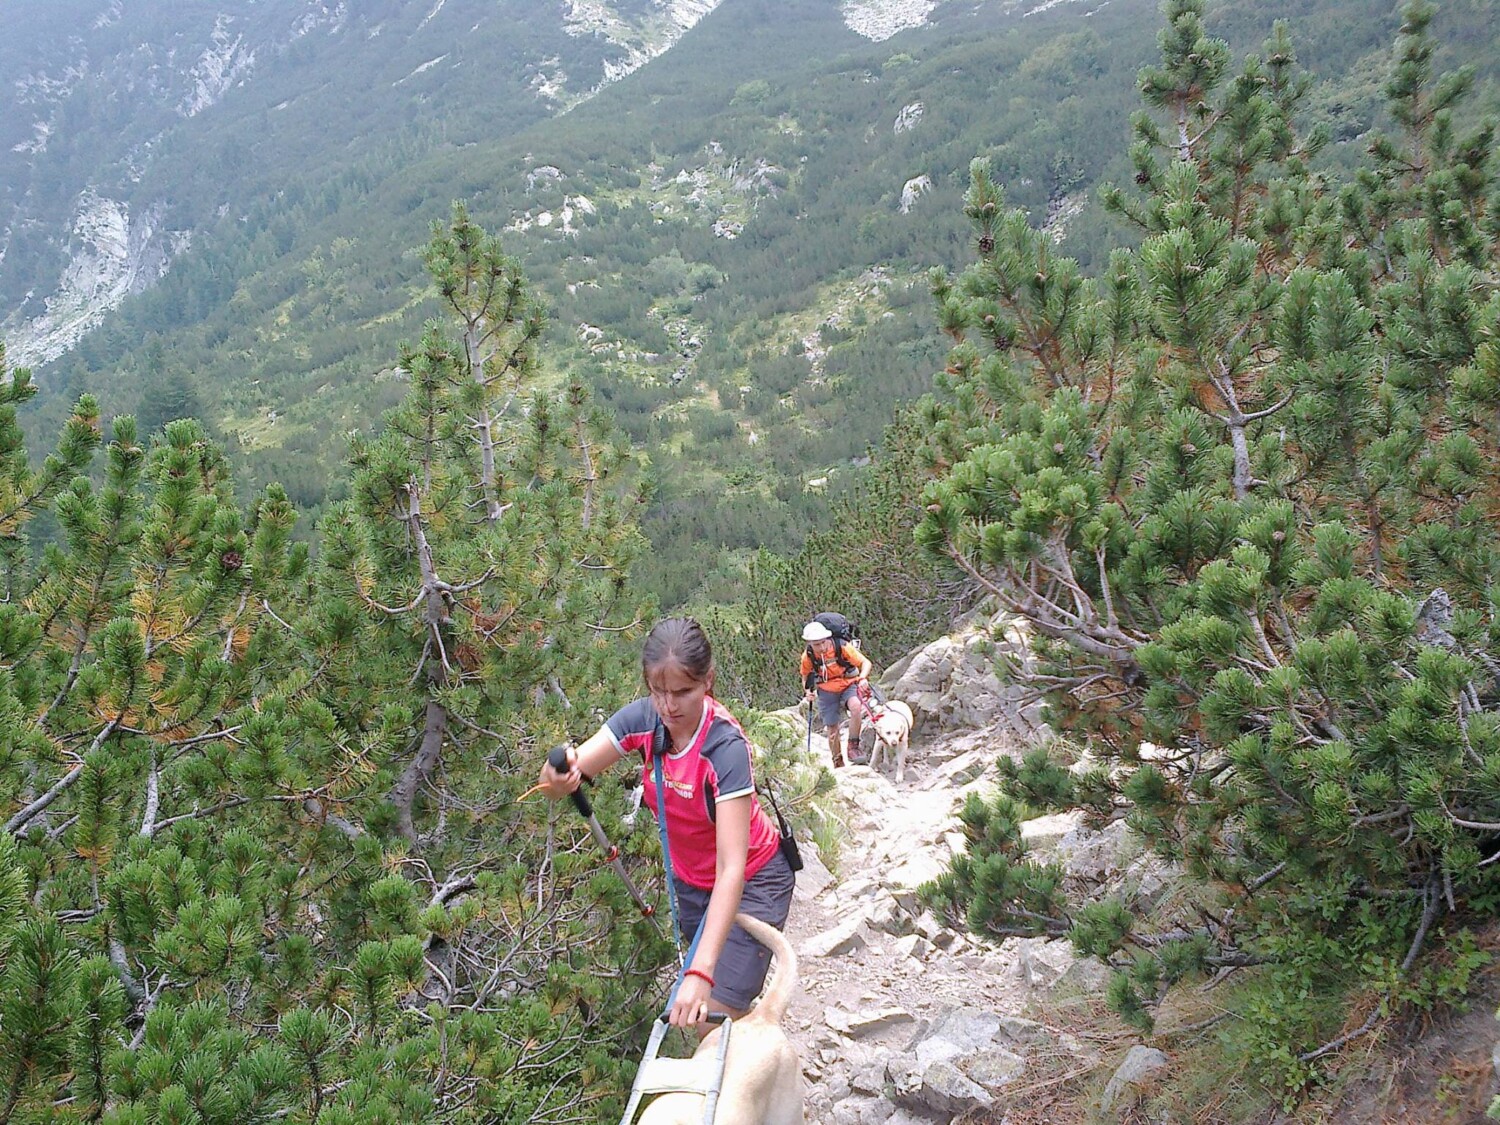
[636,913,804,1125]
[867,699,915,783]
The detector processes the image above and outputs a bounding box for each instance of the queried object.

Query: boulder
[1097,1045,1169,1116]
[827,1006,915,1038]
[890,1058,992,1115]
[804,912,869,958]
[886,1006,1027,1116]
[891,933,931,961]
[885,604,1050,738]
[793,839,836,901]
[1021,810,1085,853]
[1013,935,1113,996]
[1055,819,1136,881]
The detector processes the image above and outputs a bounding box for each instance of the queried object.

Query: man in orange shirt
[800,619,873,769]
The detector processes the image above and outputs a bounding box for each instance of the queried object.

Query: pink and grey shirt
[603,696,781,890]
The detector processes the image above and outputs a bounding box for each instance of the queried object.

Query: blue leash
[652,725,707,1010]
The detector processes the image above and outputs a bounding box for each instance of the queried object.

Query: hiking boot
[844,728,870,764]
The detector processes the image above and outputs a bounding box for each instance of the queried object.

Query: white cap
[802,621,832,642]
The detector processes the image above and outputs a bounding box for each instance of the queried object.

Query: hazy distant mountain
[0,0,1119,369]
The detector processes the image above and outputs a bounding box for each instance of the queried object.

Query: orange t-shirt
[800,642,868,694]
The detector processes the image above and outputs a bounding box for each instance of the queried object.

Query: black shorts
[675,849,796,1010]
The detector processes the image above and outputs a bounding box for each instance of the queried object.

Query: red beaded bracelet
[684,968,715,988]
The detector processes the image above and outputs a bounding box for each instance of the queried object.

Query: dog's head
[873,710,908,746]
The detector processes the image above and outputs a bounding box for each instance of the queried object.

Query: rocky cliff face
[3,192,187,369]
[0,0,725,371]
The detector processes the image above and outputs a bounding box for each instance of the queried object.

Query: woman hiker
[535,616,796,1029]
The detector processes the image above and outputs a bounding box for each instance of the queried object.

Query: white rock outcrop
[843,0,938,41]
[894,101,924,134]
[563,0,723,94]
[182,16,256,117]
[4,192,185,370]
[899,174,932,214]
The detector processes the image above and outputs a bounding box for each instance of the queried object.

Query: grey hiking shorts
[675,848,796,1011]
[815,683,860,727]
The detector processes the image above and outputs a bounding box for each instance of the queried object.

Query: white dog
[635,913,804,1125]
[866,699,914,783]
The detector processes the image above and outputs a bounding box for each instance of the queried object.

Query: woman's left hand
[668,973,714,1029]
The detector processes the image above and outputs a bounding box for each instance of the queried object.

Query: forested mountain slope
[8,0,1500,607]
[7,2,1500,1122]
[1,0,723,366]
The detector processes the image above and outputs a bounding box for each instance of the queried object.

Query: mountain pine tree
[918,0,1500,1091]
[294,204,664,1122]
[0,212,666,1122]
[0,342,341,1123]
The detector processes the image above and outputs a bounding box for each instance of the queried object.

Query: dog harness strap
[700,1018,733,1125]
[617,1016,734,1125]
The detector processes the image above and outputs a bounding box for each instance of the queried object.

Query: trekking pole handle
[548,745,593,819]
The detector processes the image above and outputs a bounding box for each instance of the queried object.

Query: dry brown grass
[951,922,1500,1125]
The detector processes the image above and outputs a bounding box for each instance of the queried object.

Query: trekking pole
[805,699,813,756]
[546,746,658,925]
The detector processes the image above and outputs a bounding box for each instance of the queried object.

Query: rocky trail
[778,725,1115,1125]
[763,611,1161,1124]
[787,729,1018,1124]
[745,609,1500,1124]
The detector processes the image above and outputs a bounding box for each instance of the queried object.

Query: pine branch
[1297,876,1442,1063]
[301,797,364,840]
[942,542,1140,664]
[139,752,159,836]
[4,717,119,835]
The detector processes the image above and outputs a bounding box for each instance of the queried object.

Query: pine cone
[977,234,995,254]
[220,550,243,571]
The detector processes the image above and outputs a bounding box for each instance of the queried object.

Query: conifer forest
[5,0,1500,1121]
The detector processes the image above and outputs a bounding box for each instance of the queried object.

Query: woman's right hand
[667,972,715,1030]
[537,746,582,799]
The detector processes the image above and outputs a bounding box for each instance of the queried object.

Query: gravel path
[777,729,1040,1123]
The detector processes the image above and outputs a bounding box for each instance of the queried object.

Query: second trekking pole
[547,746,658,927]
